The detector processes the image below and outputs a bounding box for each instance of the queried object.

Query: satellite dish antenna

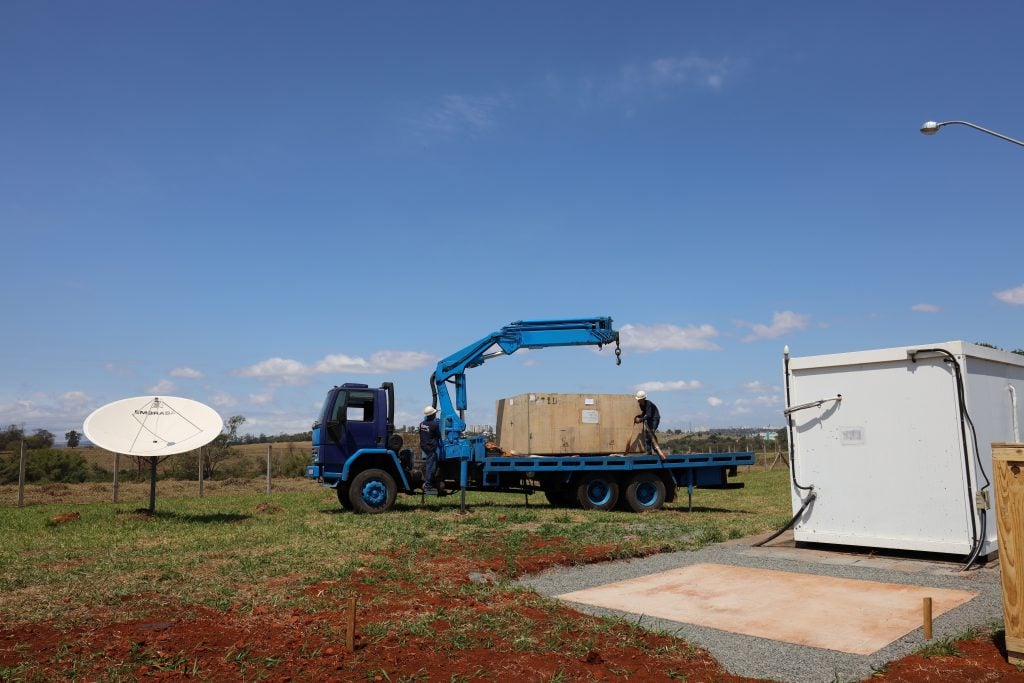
[84,396,223,512]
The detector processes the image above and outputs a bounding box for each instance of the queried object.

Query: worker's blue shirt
[638,400,660,431]
[419,417,441,453]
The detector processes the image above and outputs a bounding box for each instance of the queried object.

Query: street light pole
[920,120,1024,148]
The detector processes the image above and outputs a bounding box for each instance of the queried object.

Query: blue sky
[3,2,1023,438]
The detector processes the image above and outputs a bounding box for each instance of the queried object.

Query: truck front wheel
[336,483,354,511]
[350,468,397,514]
[623,472,666,512]
[576,474,619,511]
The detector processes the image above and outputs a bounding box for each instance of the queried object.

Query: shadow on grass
[118,509,252,523]
[670,506,754,514]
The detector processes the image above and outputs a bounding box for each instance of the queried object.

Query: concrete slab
[557,563,978,655]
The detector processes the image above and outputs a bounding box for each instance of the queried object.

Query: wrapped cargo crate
[495,393,644,455]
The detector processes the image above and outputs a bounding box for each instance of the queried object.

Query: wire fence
[2,442,316,508]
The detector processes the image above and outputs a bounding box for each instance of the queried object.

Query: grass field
[1,469,793,681]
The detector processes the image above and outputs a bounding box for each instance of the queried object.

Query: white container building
[785,341,1024,558]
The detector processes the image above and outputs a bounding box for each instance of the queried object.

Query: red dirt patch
[48,511,81,525]
[3,535,1018,682]
[871,634,1024,682]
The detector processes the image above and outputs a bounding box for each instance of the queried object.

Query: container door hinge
[975,490,990,510]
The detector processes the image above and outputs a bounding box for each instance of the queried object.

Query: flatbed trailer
[308,440,754,513]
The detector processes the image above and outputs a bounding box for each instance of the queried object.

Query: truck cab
[308,382,416,512]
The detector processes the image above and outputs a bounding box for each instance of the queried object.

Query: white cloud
[634,380,703,392]
[234,350,437,386]
[310,354,373,375]
[613,56,732,99]
[241,413,318,435]
[248,392,274,406]
[103,361,137,378]
[743,381,781,393]
[209,391,238,408]
[0,391,99,432]
[707,397,723,407]
[648,56,731,90]
[170,367,204,379]
[521,358,539,368]
[616,323,721,352]
[368,351,437,371]
[58,390,93,405]
[911,303,941,313]
[995,285,1024,305]
[146,379,176,394]
[419,94,508,135]
[734,395,783,409]
[233,357,311,385]
[737,311,810,342]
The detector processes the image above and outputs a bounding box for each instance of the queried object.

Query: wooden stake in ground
[266,444,272,494]
[17,439,25,507]
[923,596,933,640]
[346,597,356,652]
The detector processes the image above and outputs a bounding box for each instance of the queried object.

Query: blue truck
[307,317,754,513]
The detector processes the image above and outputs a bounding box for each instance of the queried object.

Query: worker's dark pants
[422,448,438,489]
[642,431,655,455]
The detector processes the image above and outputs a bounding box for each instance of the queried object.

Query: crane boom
[430,317,621,446]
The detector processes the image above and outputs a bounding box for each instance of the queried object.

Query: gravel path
[518,534,1003,682]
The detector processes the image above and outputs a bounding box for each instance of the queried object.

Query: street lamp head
[920,121,941,135]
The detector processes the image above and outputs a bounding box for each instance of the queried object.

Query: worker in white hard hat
[634,390,661,455]
[418,405,441,495]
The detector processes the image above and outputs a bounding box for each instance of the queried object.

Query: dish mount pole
[148,457,158,513]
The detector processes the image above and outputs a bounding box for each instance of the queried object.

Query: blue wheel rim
[362,480,388,507]
[586,480,612,506]
[635,481,659,507]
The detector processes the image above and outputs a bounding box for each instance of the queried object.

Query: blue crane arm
[431,317,621,446]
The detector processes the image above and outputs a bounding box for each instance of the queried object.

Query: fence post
[266,444,272,494]
[18,440,26,507]
[113,452,120,503]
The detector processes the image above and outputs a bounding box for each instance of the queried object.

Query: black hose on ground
[752,491,817,548]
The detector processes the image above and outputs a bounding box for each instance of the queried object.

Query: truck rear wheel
[576,474,619,511]
[336,483,354,511]
[623,472,666,512]
[350,468,397,514]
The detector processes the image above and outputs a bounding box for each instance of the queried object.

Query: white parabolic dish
[83,396,224,457]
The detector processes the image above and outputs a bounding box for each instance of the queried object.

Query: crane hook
[614,342,622,366]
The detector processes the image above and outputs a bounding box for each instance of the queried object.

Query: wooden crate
[994,442,1024,665]
[494,393,644,455]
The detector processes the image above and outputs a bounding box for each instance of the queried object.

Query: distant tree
[976,342,1002,350]
[65,430,81,448]
[25,429,54,450]
[203,415,246,478]
[0,425,24,452]
[1013,349,1024,356]
[0,448,98,484]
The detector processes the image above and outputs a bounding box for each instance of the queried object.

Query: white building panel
[786,342,1024,557]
